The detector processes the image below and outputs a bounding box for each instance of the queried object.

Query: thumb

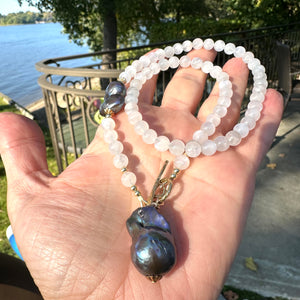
[0,113,51,185]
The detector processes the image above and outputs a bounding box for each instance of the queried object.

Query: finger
[238,89,284,169]
[161,48,217,113]
[197,57,249,134]
[0,113,51,184]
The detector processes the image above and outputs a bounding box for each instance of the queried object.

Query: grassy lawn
[0,97,288,300]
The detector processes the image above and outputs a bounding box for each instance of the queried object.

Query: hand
[0,48,283,300]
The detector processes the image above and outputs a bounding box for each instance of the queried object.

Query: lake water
[0,23,93,106]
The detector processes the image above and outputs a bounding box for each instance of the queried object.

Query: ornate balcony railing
[36,23,300,173]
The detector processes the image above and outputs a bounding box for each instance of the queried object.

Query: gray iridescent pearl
[105,81,126,98]
[126,206,176,280]
[100,94,125,116]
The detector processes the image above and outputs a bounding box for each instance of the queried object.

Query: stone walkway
[225,100,300,299]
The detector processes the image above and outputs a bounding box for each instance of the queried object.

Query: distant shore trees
[0,11,53,25]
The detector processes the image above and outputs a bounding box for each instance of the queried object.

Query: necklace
[99,38,267,283]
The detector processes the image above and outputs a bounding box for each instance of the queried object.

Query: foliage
[0,11,53,25]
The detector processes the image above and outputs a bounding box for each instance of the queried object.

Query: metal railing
[36,23,300,173]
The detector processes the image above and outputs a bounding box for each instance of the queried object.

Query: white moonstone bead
[219,88,233,98]
[127,87,139,97]
[169,56,180,69]
[234,46,246,58]
[179,55,191,68]
[169,139,185,156]
[164,46,175,58]
[224,43,235,55]
[128,111,142,125]
[141,67,153,80]
[241,116,256,130]
[214,136,229,152]
[101,117,115,130]
[142,129,157,144]
[245,108,261,121]
[203,38,214,50]
[242,51,254,64]
[118,71,131,84]
[103,129,118,143]
[132,60,143,72]
[193,129,208,144]
[191,57,203,69]
[202,61,213,73]
[217,96,231,108]
[185,140,201,157]
[155,49,165,60]
[247,58,261,70]
[201,121,216,136]
[109,140,124,155]
[147,52,158,63]
[113,153,129,169]
[121,171,137,187]
[130,79,142,90]
[139,55,151,67]
[216,72,230,82]
[125,65,137,78]
[214,40,225,52]
[250,91,265,102]
[233,123,249,138]
[134,120,149,135]
[150,62,161,74]
[173,43,183,55]
[192,38,204,49]
[201,140,217,156]
[125,102,138,114]
[219,79,232,90]
[210,66,222,78]
[134,73,146,85]
[248,100,263,111]
[174,155,190,170]
[154,136,170,152]
[159,58,170,71]
[226,131,241,146]
[206,113,221,126]
[213,105,227,118]
[125,95,138,104]
[182,40,193,52]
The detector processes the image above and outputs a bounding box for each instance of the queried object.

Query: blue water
[0,23,93,106]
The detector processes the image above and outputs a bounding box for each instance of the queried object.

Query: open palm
[0,48,283,300]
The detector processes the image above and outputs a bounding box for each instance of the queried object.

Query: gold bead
[121,168,127,173]
[131,185,137,191]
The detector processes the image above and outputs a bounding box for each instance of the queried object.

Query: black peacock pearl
[126,206,176,282]
[99,94,125,116]
[105,81,126,98]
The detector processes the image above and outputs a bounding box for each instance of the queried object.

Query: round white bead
[224,43,236,55]
[213,105,227,118]
[192,38,204,49]
[245,108,261,121]
[210,66,222,78]
[219,79,232,90]
[125,95,138,104]
[250,91,265,102]
[125,102,138,114]
[134,120,149,135]
[214,40,225,52]
[109,140,124,155]
[217,96,231,108]
[173,43,183,55]
[234,46,246,58]
[142,129,157,144]
[174,155,190,170]
[191,57,203,69]
[103,129,118,143]
[113,153,129,169]
[216,72,230,82]
[125,65,137,78]
[248,100,263,111]
[169,139,185,156]
[214,136,229,152]
[159,58,170,71]
[219,88,233,98]
[164,46,175,58]
[155,49,165,60]
[118,71,131,83]
[132,60,143,72]
[154,136,170,152]
[139,55,151,67]
[182,40,193,52]
[130,79,142,90]
[128,111,142,125]
[241,116,256,130]
[201,140,217,156]
[185,140,201,157]
[193,129,208,144]
[179,55,191,68]
[121,171,137,187]
[101,117,115,130]
[226,131,241,146]
[201,121,216,136]
[206,113,221,126]
[169,56,180,69]
[141,67,153,80]
[127,87,139,97]
[203,38,214,50]
[233,123,249,138]
[202,61,213,73]
[149,62,161,74]
[242,51,254,64]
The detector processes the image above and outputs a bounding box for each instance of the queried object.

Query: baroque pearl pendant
[126,206,176,282]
